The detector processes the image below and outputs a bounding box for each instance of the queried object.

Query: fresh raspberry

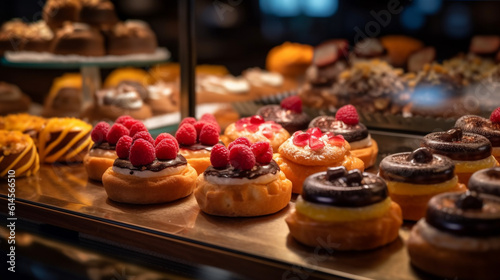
[307,127,323,138]
[309,135,325,150]
[91,122,110,144]
[490,107,500,123]
[336,105,359,125]
[262,127,273,139]
[327,133,345,147]
[229,144,255,170]
[210,144,229,168]
[106,123,130,145]
[250,115,265,125]
[116,135,133,159]
[179,117,197,128]
[115,115,134,125]
[227,137,252,150]
[155,138,178,160]
[199,123,219,146]
[155,133,179,151]
[129,139,156,167]
[132,131,154,145]
[292,131,310,147]
[122,119,141,130]
[251,142,273,164]
[201,113,217,124]
[129,122,148,137]
[175,124,197,145]
[194,121,207,137]
[280,96,302,113]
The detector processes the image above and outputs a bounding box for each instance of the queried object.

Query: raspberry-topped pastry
[274,127,365,193]
[286,167,402,250]
[221,115,290,152]
[175,114,222,174]
[407,191,500,280]
[194,139,292,217]
[256,96,311,134]
[102,130,197,204]
[421,128,499,185]
[309,105,378,168]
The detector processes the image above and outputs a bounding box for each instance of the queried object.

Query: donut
[0,114,46,142]
[379,147,467,221]
[468,167,500,197]
[456,114,500,162]
[221,115,290,153]
[257,96,310,134]
[407,191,500,280]
[286,167,402,250]
[275,127,364,193]
[0,130,39,178]
[421,128,499,185]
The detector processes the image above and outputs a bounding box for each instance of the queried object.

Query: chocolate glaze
[421,130,492,161]
[469,167,500,197]
[302,167,388,207]
[379,148,455,184]
[91,142,116,151]
[456,115,500,147]
[113,154,187,174]
[204,160,279,180]
[180,141,222,152]
[46,131,90,158]
[309,116,369,143]
[257,105,310,133]
[426,192,500,237]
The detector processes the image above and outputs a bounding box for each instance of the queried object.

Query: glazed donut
[286,167,402,250]
[456,114,500,162]
[0,130,39,178]
[468,167,500,197]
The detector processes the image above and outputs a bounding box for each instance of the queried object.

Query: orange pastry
[0,113,46,142]
[0,130,39,178]
[266,41,313,78]
[103,67,150,89]
[42,73,82,118]
[380,35,424,67]
[274,127,364,194]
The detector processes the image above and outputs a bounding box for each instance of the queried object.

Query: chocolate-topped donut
[204,160,279,180]
[257,105,310,133]
[469,167,500,197]
[302,167,387,207]
[421,128,492,161]
[379,147,455,184]
[455,115,500,147]
[308,116,368,143]
[426,191,500,237]
[114,155,187,174]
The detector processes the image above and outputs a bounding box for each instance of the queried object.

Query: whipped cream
[349,135,372,150]
[112,164,185,178]
[147,83,173,100]
[205,171,279,186]
[245,68,283,87]
[198,76,250,95]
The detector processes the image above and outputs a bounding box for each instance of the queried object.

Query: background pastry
[107,20,157,56]
[50,22,105,56]
[0,82,31,115]
[42,73,82,118]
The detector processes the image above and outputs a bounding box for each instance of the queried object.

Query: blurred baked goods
[42,73,82,118]
[146,81,179,115]
[468,167,500,197]
[266,42,313,78]
[50,22,105,56]
[0,113,46,141]
[196,74,254,104]
[43,0,82,30]
[380,35,424,68]
[0,82,31,115]
[242,68,298,98]
[107,20,157,56]
[0,19,27,55]
[469,35,500,57]
[149,63,229,84]
[20,21,54,53]
[103,67,151,88]
[79,0,118,30]
[0,130,39,178]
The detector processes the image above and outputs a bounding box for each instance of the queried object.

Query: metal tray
[0,131,431,280]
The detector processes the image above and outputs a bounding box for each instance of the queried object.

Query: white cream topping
[349,135,372,150]
[198,76,250,95]
[245,68,283,87]
[205,171,279,186]
[112,164,185,178]
[147,83,173,100]
[415,219,500,252]
[89,148,117,159]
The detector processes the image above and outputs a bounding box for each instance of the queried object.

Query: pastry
[103,67,151,89]
[455,110,500,162]
[175,114,221,174]
[309,105,378,168]
[107,20,157,55]
[50,22,105,56]
[380,35,424,68]
[196,74,254,104]
[20,21,53,53]
[148,63,229,84]
[0,114,46,143]
[468,167,500,197]
[350,38,388,62]
[286,167,402,250]
[79,0,118,30]
[0,19,27,55]
[146,81,179,115]
[274,127,365,193]
[194,140,292,216]
[38,117,93,163]
[0,130,39,178]
[421,128,498,185]
[407,191,500,280]
[102,132,197,204]
[221,115,290,152]
[242,67,298,98]
[266,41,313,78]
[43,0,82,30]
[0,82,31,115]
[256,96,310,134]
[469,35,500,57]
[379,147,467,221]
[42,73,82,118]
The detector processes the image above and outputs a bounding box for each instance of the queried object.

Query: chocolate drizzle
[180,142,221,152]
[456,115,500,147]
[309,116,368,143]
[113,154,187,173]
[204,160,279,180]
[91,142,116,150]
[421,130,492,161]
[257,105,310,133]
[469,167,500,197]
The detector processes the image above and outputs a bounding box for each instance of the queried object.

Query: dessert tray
[0,131,432,280]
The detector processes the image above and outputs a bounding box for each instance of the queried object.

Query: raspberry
[122,119,141,130]
[309,135,325,150]
[91,122,110,144]
[250,115,265,124]
[155,138,178,160]
[106,123,130,145]
[129,139,156,166]
[201,113,217,124]
[229,144,255,170]
[194,121,207,138]
[199,123,219,146]
[490,107,500,123]
[175,124,197,145]
[116,135,133,159]
[280,96,302,113]
[251,142,273,164]
[292,131,310,147]
[132,131,154,145]
[210,144,229,168]
[262,127,273,139]
[227,137,252,150]
[179,117,197,128]
[129,122,148,137]
[307,127,323,138]
[155,133,178,151]
[115,115,134,125]
[336,105,359,125]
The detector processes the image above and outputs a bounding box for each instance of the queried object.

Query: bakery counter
[0,130,429,280]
